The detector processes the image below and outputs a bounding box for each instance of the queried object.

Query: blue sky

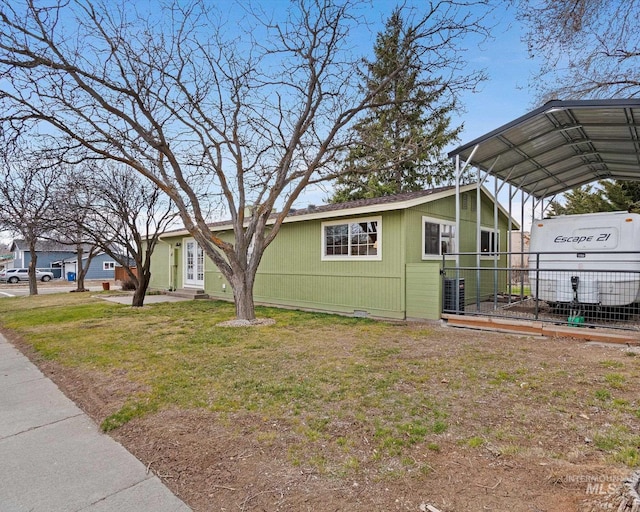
[356,1,544,145]
[297,1,545,221]
[454,8,542,144]
[1,2,542,245]
[254,0,541,145]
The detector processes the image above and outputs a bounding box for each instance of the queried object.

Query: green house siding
[406,262,442,319]
[399,190,510,319]
[250,211,406,318]
[148,242,173,290]
[149,242,184,291]
[150,187,512,320]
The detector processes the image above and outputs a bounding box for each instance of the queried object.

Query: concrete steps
[167,288,209,300]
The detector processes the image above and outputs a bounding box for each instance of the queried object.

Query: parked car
[0,268,54,283]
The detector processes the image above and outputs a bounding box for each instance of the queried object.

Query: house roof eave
[161,183,518,239]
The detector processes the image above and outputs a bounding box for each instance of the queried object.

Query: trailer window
[422,217,455,258]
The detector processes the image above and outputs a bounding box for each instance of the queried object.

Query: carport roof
[448,99,640,200]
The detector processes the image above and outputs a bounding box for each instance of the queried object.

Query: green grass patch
[604,373,626,389]
[509,284,531,296]
[101,400,158,431]
[2,292,640,475]
[614,447,640,466]
[600,360,624,369]
[466,436,485,448]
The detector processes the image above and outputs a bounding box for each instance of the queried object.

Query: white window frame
[183,238,205,287]
[422,216,456,260]
[480,228,500,257]
[103,261,116,270]
[321,216,382,261]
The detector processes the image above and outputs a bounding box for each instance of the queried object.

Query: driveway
[0,280,107,297]
[0,282,190,305]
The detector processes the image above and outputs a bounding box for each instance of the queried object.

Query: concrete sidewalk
[0,334,191,512]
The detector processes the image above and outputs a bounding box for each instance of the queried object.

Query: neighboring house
[8,240,78,278]
[0,253,13,270]
[58,252,120,281]
[509,232,530,268]
[149,184,516,321]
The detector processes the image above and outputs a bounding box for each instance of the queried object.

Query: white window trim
[422,216,456,260]
[103,261,116,270]
[480,227,500,257]
[321,216,382,261]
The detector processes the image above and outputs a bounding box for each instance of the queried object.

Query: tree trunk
[131,270,150,307]
[75,245,88,292]
[76,273,86,291]
[28,246,38,296]
[230,272,256,321]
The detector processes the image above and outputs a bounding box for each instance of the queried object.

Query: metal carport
[444,99,640,339]
[450,98,640,217]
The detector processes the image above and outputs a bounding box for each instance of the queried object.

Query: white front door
[184,239,204,288]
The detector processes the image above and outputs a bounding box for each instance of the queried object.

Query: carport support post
[455,147,479,313]
[455,155,461,271]
[534,252,540,320]
[494,177,500,309]
[509,184,523,301]
[508,183,515,300]
[476,170,488,310]
[455,154,461,312]
[521,188,527,301]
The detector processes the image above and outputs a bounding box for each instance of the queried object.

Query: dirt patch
[216,318,276,327]
[7,324,638,511]
[111,408,601,511]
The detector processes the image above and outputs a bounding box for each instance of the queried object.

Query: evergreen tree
[548,181,640,215]
[620,181,640,206]
[330,9,459,203]
[602,181,634,211]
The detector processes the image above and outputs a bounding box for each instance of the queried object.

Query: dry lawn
[1,293,639,511]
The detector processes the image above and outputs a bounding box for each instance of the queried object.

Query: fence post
[534,253,540,320]
[440,253,444,315]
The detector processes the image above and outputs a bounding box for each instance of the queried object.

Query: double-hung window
[103,261,116,270]
[480,229,499,255]
[422,216,455,259]
[322,217,381,260]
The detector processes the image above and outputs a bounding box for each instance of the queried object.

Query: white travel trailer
[529,211,640,307]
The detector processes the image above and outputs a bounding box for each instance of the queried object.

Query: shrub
[120,278,137,291]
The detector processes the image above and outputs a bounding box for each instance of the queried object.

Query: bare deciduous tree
[79,165,178,307]
[514,0,640,99]
[49,171,103,292]
[0,142,56,295]
[0,0,490,319]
